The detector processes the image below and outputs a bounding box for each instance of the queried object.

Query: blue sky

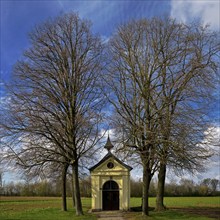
[0,0,219,183]
[1,0,219,88]
[0,0,171,82]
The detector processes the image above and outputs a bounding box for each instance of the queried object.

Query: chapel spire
[104,135,114,152]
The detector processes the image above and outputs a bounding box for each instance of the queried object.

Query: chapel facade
[89,137,132,211]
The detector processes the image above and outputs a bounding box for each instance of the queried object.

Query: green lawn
[128,197,220,220]
[131,197,220,208]
[0,197,96,220]
[0,197,219,220]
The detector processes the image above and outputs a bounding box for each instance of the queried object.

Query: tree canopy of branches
[0,12,104,215]
[105,17,219,215]
[0,13,219,216]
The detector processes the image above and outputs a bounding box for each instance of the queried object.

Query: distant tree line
[0,176,91,197]
[130,178,220,197]
[1,176,219,197]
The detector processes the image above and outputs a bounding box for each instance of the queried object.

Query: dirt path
[95,211,125,220]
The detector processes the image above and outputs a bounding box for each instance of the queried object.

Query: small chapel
[89,137,132,211]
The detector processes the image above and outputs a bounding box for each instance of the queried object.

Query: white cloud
[170,0,220,30]
[203,126,220,179]
[168,125,220,183]
[202,126,220,154]
[0,96,11,106]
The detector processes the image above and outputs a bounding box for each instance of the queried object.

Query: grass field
[131,197,220,208]
[0,197,95,220]
[0,196,219,220]
[127,197,220,220]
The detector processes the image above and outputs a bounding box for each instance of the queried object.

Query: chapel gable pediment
[89,152,132,172]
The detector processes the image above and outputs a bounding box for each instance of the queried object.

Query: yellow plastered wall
[90,156,131,211]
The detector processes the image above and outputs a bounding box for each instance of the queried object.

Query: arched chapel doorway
[102,180,119,210]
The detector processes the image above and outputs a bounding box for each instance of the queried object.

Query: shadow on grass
[126,207,212,220]
[130,206,154,212]
[0,207,96,220]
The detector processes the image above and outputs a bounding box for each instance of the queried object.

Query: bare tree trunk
[71,175,75,208]
[156,162,166,211]
[61,163,68,211]
[72,163,83,215]
[142,163,151,216]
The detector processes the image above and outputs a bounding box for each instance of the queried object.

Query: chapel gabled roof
[89,150,133,172]
[89,137,133,172]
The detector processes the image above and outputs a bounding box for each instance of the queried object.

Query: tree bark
[142,163,151,216]
[61,163,69,211]
[156,162,166,211]
[72,163,83,215]
[71,175,75,208]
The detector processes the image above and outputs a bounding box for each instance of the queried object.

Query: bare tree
[105,19,162,216]
[151,19,219,211]
[105,17,219,215]
[0,170,3,195]
[0,12,104,215]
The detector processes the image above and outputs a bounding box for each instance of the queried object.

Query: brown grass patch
[0,196,60,201]
[0,196,62,214]
[173,208,220,219]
